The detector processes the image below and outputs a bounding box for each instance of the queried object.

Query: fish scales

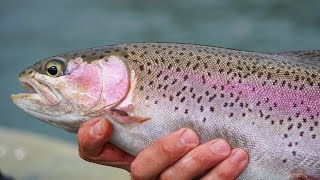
[112,43,319,179]
[12,43,320,179]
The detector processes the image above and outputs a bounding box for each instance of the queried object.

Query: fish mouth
[11,77,62,105]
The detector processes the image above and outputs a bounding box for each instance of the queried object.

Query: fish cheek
[54,56,132,117]
[99,56,131,107]
[57,64,103,113]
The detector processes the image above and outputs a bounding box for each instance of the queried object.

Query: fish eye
[44,58,65,77]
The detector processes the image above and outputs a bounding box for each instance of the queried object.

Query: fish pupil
[48,66,58,75]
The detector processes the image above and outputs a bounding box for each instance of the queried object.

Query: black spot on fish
[182,86,187,91]
[200,106,204,112]
[202,118,207,123]
[148,81,154,86]
[193,63,199,70]
[156,71,162,78]
[299,131,304,137]
[139,65,144,71]
[210,106,215,112]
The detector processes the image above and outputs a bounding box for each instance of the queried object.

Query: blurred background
[0,0,319,179]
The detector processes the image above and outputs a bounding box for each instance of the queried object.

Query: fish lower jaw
[11,92,58,106]
[18,78,62,105]
[11,93,44,104]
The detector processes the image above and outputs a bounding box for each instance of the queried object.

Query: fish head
[11,53,131,132]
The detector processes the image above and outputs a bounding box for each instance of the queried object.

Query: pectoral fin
[107,109,150,124]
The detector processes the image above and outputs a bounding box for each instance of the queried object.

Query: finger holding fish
[78,118,248,180]
[78,118,134,171]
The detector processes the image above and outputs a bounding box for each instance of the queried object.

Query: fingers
[78,118,111,157]
[160,139,232,179]
[201,148,249,180]
[78,119,248,178]
[130,128,199,180]
[78,118,135,170]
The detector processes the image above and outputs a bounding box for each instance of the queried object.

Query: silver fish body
[12,43,320,179]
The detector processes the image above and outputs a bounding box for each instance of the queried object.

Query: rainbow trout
[11,43,320,179]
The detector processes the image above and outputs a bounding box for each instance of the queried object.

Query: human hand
[78,118,249,179]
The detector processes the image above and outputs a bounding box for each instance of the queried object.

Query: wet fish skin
[12,43,320,179]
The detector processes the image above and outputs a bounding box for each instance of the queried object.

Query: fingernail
[91,119,104,136]
[231,149,247,164]
[210,139,229,154]
[180,129,198,146]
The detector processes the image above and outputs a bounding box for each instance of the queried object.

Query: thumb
[78,118,112,158]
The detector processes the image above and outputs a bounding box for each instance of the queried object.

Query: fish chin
[11,78,88,132]
[11,93,87,132]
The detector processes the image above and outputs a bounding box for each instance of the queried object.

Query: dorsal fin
[274,50,320,66]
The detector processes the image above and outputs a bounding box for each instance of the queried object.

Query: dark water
[1,0,320,142]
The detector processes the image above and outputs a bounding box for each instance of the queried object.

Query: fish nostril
[19,69,34,77]
[19,71,25,77]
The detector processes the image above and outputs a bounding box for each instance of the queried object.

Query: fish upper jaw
[11,72,63,106]
[11,72,64,110]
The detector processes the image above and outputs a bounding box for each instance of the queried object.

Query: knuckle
[158,172,170,180]
[78,147,90,161]
[78,146,97,163]
[77,137,85,148]
[78,123,87,136]
[77,130,90,147]
[159,168,175,180]
[158,141,176,158]
[130,161,145,179]
[216,149,231,159]
[213,170,229,180]
[192,152,211,164]
[189,145,215,165]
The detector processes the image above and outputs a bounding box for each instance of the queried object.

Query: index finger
[78,118,134,170]
[130,128,199,180]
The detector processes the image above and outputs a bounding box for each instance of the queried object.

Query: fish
[11,43,320,179]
